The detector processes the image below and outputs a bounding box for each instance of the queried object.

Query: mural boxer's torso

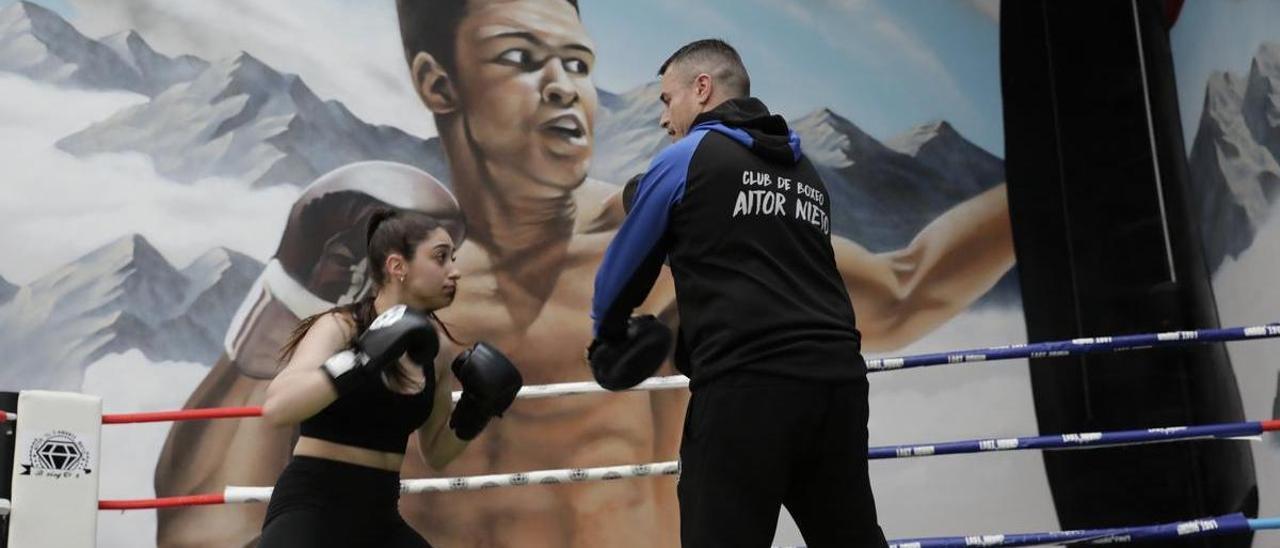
[405,177,683,547]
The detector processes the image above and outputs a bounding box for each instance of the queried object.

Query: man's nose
[541,60,577,107]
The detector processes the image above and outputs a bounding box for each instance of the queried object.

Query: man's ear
[411,51,459,115]
[694,73,714,106]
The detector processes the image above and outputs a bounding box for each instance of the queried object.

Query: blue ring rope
[867,324,1280,372]
[868,421,1270,460]
[882,513,1254,547]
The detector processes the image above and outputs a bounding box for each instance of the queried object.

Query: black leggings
[678,372,888,548]
[259,456,430,548]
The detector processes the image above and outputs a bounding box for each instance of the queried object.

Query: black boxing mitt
[588,315,673,391]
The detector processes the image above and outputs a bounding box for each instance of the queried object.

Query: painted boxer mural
[0,0,1033,545]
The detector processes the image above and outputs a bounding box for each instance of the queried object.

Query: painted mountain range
[0,0,1023,390]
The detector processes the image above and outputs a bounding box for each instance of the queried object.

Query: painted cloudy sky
[11,0,1004,153]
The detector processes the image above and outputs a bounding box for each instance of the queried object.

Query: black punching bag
[1001,0,1256,544]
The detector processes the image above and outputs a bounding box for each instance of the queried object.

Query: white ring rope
[223,461,682,503]
[451,375,689,403]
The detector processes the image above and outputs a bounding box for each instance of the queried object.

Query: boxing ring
[5,323,1280,547]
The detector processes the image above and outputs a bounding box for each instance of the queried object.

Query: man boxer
[590,39,887,547]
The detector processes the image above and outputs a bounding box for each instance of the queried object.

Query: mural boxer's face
[452,0,597,191]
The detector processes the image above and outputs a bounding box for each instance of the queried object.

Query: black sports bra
[299,362,435,454]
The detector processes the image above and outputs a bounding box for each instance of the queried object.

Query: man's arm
[592,136,701,338]
[835,184,1015,352]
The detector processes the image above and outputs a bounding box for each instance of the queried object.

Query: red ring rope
[100,406,262,424]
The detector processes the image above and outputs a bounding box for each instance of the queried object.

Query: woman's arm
[261,313,353,426]
[417,354,469,471]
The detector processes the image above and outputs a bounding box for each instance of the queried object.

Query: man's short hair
[397,0,580,74]
[657,38,750,98]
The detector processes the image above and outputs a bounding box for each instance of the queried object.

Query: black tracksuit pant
[678,371,888,547]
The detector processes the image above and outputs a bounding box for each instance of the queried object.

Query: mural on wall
[1172,0,1280,539]
[0,0,1035,545]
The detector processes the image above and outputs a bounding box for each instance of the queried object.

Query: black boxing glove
[449,342,523,441]
[623,172,643,214]
[321,305,438,396]
[588,315,673,391]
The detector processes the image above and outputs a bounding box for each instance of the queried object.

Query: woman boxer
[258,208,522,547]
